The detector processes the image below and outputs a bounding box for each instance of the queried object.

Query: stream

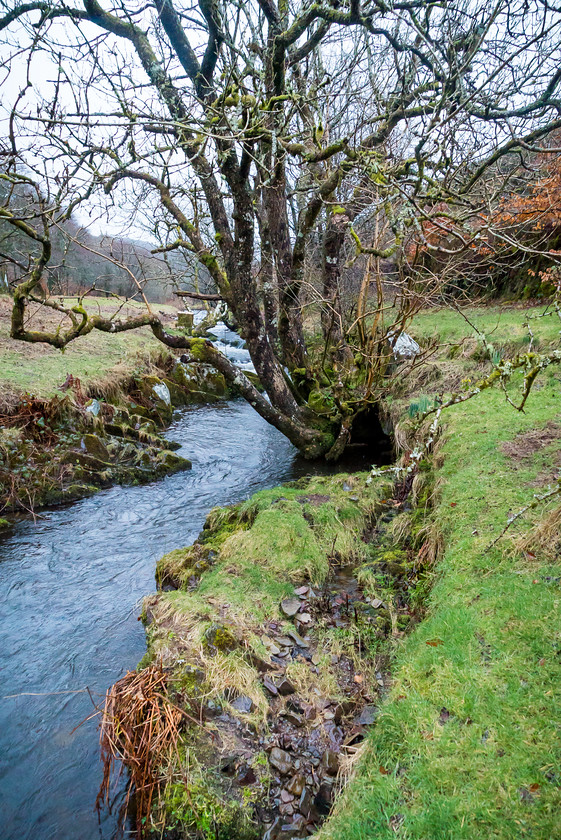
[0,396,376,840]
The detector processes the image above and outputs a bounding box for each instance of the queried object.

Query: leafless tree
[2,0,561,458]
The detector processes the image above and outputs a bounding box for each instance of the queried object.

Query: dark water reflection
[0,399,376,840]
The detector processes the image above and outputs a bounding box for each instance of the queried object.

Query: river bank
[0,296,231,514]
[103,302,561,840]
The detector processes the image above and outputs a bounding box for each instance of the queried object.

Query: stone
[231,695,253,714]
[287,774,305,797]
[314,780,334,815]
[281,598,301,617]
[263,676,279,697]
[286,628,309,648]
[203,622,238,653]
[274,636,295,647]
[299,787,312,817]
[270,747,293,776]
[84,398,101,416]
[156,450,192,472]
[280,789,294,803]
[82,433,110,461]
[275,677,296,696]
[321,750,339,775]
[355,705,378,726]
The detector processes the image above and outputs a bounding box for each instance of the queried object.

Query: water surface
[0,400,310,840]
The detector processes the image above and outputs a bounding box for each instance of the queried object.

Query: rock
[280,789,294,803]
[314,780,333,815]
[82,433,111,461]
[270,747,293,776]
[236,764,257,786]
[231,695,253,714]
[286,628,309,648]
[156,450,192,472]
[294,586,309,596]
[298,787,312,817]
[355,705,378,726]
[0,517,11,530]
[275,677,296,696]
[274,636,295,647]
[84,398,101,416]
[152,381,171,405]
[280,816,305,835]
[203,622,238,653]
[321,750,339,775]
[283,710,304,727]
[287,774,305,797]
[263,676,279,696]
[297,613,312,625]
[281,597,301,617]
[262,819,281,840]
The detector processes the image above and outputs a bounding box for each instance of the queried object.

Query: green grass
[0,294,178,399]
[321,304,561,840]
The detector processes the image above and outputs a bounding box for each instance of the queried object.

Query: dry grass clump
[515,502,561,561]
[96,664,190,839]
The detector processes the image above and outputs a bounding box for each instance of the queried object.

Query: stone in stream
[281,597,301,617]
[270,747,293,776]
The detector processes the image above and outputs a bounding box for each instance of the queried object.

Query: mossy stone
[203,622,238,653]
[83,433,111,462]
[156,450,192,473]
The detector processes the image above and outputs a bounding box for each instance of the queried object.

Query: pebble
[275,676,296,696]
[270,747,293,776]
[281,597,301,617]
[355,705,378,726]
[230,695,253,713]
[263,676,279,696]
[280,789,294,803]
[287,773,305,796]
[321,750,339,775]
[286,628,309,648]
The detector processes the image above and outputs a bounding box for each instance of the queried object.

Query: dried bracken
[96,664,192,839]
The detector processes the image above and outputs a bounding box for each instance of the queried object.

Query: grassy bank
[321,303,561,839]
[107,300,561,840]
[0,294,179,404]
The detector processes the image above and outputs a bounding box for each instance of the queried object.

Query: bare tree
[2,0,561,458]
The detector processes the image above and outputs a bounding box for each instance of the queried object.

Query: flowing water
[0,397,377,840]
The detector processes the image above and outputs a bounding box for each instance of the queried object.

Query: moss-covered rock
[203,622,238,654]
[155,450,192,473]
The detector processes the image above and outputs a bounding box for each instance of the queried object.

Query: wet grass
[321,304,561,840]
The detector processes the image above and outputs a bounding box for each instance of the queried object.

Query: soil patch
[500,421,561,462]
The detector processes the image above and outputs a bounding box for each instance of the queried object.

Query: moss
[0,517,11,529]
[203,622,238,653]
